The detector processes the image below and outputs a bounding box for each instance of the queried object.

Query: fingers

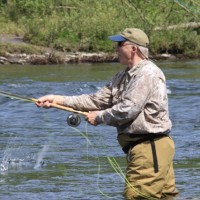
[36,100,51,108]
[85,111,98,126]
[35,95,54,108]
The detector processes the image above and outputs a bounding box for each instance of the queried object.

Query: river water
[0,60,200,200]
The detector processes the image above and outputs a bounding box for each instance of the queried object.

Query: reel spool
[66,113,81,127]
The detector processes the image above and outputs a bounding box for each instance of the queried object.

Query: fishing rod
[0,90,88,127]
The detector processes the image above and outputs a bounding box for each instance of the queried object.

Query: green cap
[109,28,149,47]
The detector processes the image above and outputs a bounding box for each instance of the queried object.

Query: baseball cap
[108,28,149,47]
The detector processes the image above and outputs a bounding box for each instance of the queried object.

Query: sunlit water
[0,60,200,199]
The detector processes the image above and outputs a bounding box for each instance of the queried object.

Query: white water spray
[34,144,48,169]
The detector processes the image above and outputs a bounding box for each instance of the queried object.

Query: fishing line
[0,92,57,171]
[105,151,157,199]
[85,132,139,199]
[73,126,157,200]
[0,90,88,116]
[71,126,114,199]
[69,126,121,199]
[107,157,157,200]
[0,90,103,196]
[0,89,89,128]
[0,89,158,199]
[103,145,157,199]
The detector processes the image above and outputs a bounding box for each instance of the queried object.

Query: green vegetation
[0,43,44,55]
[0,0,200,57]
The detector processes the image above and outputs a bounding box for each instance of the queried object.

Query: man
[36,28,178,199]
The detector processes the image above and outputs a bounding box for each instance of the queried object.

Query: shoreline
[0,51,197,65]
[0,51,118,65]
[0,36,198,65]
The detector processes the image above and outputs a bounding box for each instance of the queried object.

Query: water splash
[0,140,13,172]
[0,135,46,172]
[34,144,48,169]
[0,162,8,172]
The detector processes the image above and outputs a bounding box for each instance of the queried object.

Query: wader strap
[122,134,168,173]
[150,139,159,173]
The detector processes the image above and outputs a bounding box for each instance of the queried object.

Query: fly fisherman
[36,28,179,199]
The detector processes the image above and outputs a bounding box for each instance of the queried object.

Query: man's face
[116,41,135,67]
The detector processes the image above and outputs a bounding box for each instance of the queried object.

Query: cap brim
[108,35,126,42]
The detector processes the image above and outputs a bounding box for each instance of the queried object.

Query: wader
[118,134,179,199]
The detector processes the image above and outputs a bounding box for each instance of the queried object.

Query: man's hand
[85,111,99,126]
[36,94,65,108]
[35,95,55,108]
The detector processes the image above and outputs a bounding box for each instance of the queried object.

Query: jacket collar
[127,59,148,77]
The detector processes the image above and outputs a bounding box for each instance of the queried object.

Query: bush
[0,0,199,57]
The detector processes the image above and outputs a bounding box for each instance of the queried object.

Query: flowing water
[0,60,200,200]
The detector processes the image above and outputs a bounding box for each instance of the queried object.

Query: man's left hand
[85,111,99,126]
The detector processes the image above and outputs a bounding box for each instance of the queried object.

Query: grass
[0,0,199,58]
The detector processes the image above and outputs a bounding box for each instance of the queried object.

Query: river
[0,60,200,199]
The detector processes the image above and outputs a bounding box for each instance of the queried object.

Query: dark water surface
[0,60,200,200]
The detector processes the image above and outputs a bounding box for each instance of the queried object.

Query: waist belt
[122,133,168,173]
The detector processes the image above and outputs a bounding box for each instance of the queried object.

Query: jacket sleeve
[63,71,125,111]
[97,73,154,126]
[63,82,113,111]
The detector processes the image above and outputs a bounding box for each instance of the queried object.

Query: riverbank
[0,35,197,65]
[0,51,118,65]
[0,49,196,65]
[0,35,116,64]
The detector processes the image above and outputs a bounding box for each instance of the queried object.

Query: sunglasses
[117,41,124,47]
[117,41,134,48]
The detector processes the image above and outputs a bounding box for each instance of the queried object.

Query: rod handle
[32,98,88,116]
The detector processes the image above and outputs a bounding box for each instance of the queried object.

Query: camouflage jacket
[63,59,172,135]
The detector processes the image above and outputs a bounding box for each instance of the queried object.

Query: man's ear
[132,45,137,53]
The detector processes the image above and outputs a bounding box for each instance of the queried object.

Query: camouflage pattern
[63,59,171,138]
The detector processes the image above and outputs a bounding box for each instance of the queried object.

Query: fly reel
[66,113,81,127]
